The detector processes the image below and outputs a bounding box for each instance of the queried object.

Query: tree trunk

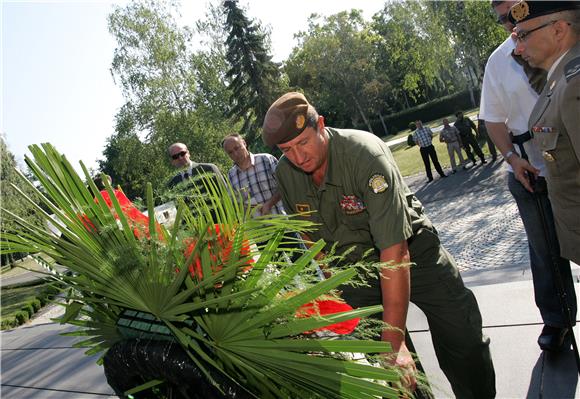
[378,111,389,136]
[352,96,373,134]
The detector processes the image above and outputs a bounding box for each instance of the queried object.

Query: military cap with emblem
[262,92,316,148]
[509,1,580,24]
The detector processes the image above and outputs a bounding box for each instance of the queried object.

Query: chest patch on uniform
[339,195,366,215]
[564,56,580,82]
[296,203,311,214]
[532,126,554,133]
[368,174,388,193]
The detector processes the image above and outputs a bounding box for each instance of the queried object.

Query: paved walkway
[406,159,529,272]
[2,158,579,398]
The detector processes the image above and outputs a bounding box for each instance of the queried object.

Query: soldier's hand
[382,342,417,393]
[510,156,540,192]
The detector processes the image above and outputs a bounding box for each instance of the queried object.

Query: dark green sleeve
[275,159,295,214]
[356,154,413,250]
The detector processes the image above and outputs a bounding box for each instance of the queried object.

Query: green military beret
[262,92,315,148]
[509,1,580,24]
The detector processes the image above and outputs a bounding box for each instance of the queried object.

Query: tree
[428,0,506,103]
[223,0,282,147]
[285,10,384,133]
[108,0,195,131]
[371,1,459,111]
[102,0,235,199]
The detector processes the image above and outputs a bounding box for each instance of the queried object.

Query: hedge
[354,88,481,136]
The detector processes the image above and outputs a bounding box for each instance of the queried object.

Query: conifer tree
[223,0,281,147]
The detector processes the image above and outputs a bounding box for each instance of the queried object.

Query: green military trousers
[340,226,496,399]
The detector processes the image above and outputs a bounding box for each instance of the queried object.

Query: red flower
[297,299,360,335]
[183,224,254,280]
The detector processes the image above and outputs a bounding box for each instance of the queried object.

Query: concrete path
[2,158,579,398]
[405,159,580,398]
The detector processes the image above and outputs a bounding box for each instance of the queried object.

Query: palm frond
[0,143,413,398]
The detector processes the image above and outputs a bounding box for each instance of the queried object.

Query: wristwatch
[504,149,518,163]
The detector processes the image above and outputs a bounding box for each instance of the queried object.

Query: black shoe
[440,174,447,178]
[428,177,433,182]
[481,159,487,164]
[538,325,570,351]
[491,157,497,162]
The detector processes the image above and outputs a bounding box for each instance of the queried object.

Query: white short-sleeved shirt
[480,36,546,175]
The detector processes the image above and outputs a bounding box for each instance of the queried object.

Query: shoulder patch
[564,56,580,82]
[368,174,388,194]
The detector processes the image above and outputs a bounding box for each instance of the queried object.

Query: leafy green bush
[22,303,34,318]
[31,298,42,312]
[1,317,17,330]
[364,89,481,136]
[15,310,29,325]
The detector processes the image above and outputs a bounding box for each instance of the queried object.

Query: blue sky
[2,0,384,173]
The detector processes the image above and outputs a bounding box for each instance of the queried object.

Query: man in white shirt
[480,0,576,352]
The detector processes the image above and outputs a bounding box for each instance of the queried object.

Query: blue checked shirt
[412,126,434,148]
[227,153,285,216]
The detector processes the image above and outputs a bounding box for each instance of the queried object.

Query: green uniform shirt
[276,128,430,264]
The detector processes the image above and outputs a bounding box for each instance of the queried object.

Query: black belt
[510,131,532,160]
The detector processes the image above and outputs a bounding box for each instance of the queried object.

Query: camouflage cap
[509,1,580,24]
[262,92,315,148]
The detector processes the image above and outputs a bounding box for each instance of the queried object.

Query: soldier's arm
[379,240,416,390]
[562,77,580,161]
[486,121,539,192]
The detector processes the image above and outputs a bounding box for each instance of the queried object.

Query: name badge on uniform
[296,203,311,214]
[339,195,366,215]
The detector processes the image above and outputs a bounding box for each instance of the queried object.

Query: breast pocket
[533,130,559,152]
[341,212,369,231]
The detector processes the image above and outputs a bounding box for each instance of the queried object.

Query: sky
[2,0,385,173]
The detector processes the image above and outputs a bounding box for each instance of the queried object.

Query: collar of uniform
[547,49,570,80]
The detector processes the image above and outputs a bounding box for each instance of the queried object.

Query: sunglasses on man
[171,151,187,160]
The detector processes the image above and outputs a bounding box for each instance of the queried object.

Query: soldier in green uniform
[262,92,496,398]
[454,111,487,165]
[510,0,580,265]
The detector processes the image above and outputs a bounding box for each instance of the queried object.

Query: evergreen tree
[223,0,281,147]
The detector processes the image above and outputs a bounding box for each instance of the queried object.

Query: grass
[384,107,481,144]
[1,255,60,330]
[391,135,496,177]
[385,108,497,177]
[1,256,49,277]
[0,280,60,329]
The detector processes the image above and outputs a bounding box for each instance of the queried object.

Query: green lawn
[1,256,60,329]
[391,135,496,177]
[385,108,496,177]
[1,281,60,329]
[384,107,481,144]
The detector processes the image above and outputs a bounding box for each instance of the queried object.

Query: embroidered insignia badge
[296,203,310,213]
[296,114,305,129]
[368,174,388,193]
[339,195,366,215]
[510,0,529,22]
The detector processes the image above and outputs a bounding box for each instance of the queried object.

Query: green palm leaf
[0,143,414,398]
